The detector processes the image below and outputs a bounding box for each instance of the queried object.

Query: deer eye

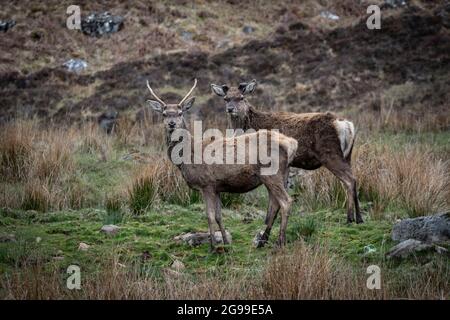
[224,97,230,102]
[162,111,167,117]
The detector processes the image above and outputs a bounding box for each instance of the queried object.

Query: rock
[0,234,16,243]
[78,242,90,251]
[180,30,193,41]
[363,244,377,255]
[391,212,450,243]
[386,239,447,259]
[382,0,408,9]
[100,224,120,236]
[242,25,255,34]
[0,20,16,32]
[171,259,185,271]
[174,231,232,246]
[98,109,118,134]
[81,12,124,37]
[319,11,340,21]
[63,59,88,73]
[36,237,42,243]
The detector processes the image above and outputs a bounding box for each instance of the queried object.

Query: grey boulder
[386,239,447,259]
[392,212,450,243]
[101,224,120,236]
[81,12,124,37]
[174,231,232,246]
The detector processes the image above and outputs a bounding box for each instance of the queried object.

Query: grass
[0,120,448,299]
[1,202,448,299]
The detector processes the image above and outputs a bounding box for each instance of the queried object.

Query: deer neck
[228,104,268,131]
[165,126,195,177]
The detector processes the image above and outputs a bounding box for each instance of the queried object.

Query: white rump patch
[334,119,355,158]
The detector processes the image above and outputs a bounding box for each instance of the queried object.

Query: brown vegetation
[2,242,447,299]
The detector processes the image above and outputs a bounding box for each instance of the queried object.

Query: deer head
[147,79,197,134]
[210,79,257,119]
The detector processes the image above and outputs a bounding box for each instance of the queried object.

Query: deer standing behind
[211,79,363,224]
[146,79,298,251]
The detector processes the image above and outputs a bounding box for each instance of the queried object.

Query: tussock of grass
[127,158,201,214]
[293,140,449,219]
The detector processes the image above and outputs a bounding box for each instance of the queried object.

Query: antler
[179,78,197,105]
[146,80,166,106]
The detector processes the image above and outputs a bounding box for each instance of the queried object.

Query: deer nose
[168,121,176,128]
[227,106,235,113]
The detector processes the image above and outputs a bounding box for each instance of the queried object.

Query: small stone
[319,11,340,21]
[101,224,120,236]
[174,230,232,246]
[180,30,193,41]
[0,234,16,243]
[363,245,377,255]
[78,242,90,251]
[36,237,42,243]
[63,59,88,73]
[242,25,255,34]
[171,260,185,271]
[81,12,124,37]
[0,20,15,32]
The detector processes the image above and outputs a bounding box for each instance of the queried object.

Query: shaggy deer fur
[211,79,363,224]
[147,80,298,251]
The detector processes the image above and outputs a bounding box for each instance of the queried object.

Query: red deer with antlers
[211,79,363,224]
[146,79,298,251]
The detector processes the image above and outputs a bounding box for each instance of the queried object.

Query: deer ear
[211,84,228,97]
[181,96,195,112]
[147,100,164,113]
[239,79,257,95]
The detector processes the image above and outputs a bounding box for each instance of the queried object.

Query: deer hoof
[213,246,227,254]
[253,231,268,248]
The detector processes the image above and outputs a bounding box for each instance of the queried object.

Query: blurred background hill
[1,0,449,130]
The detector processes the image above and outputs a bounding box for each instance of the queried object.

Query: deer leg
[322,157,363,224]
[256,191,280,248]
[276,190,292,247]
[203,190,218,252]
[214,193,229,245]
[261,175,292,247]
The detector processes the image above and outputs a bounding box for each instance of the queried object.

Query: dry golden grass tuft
[0,120,78,211]
[0,121,36,181]
[355,144,449,217]
[2,242,448,300]
[294,141,449,218]
[127,156,199,214]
